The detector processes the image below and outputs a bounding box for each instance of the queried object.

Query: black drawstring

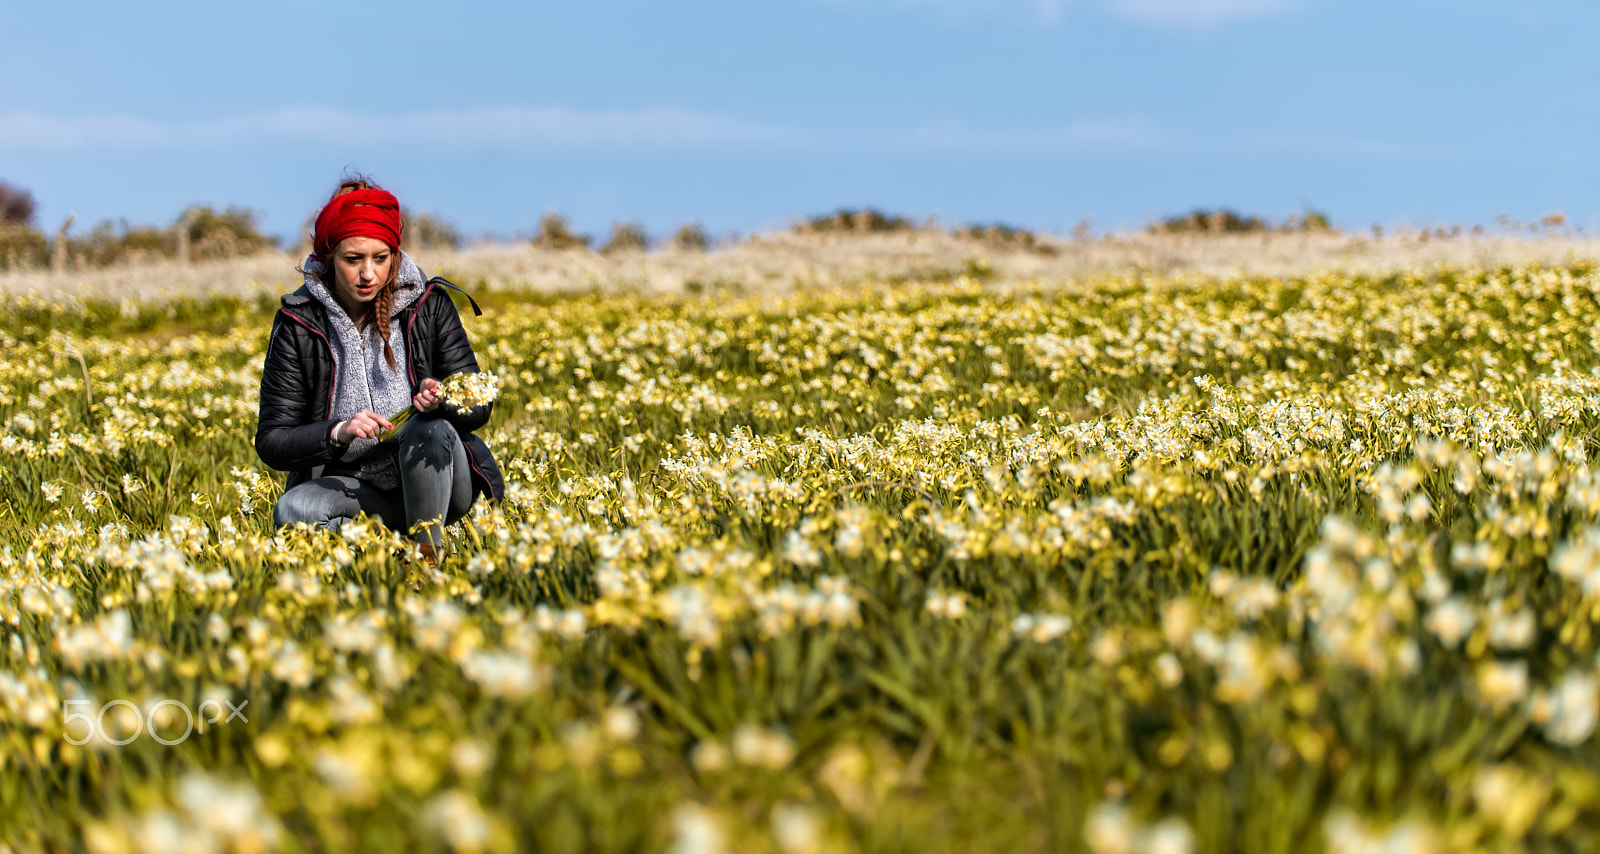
[427,276,483,316]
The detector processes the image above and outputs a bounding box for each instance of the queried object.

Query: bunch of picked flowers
[379,371,501,442]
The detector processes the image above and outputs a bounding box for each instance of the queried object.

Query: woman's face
[330,236,393,306]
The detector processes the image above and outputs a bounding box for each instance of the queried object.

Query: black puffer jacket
[254,275,504,502]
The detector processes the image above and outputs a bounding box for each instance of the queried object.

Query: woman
[255,178,503,564]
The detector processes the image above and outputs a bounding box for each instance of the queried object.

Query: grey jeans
[272,417,474,548]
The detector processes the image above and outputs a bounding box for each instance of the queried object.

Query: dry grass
[5,229,1600,302]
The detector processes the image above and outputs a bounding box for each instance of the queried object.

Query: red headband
[311,188,403,262]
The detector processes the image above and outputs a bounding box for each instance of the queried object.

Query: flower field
[7,265,1600,852]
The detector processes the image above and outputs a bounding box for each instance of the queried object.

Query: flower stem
[378,406,416,443]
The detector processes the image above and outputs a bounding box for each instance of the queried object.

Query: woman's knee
[446,489,477,526]
[273,477,365,529]
[402,417,460,450]
[272,486,323,529]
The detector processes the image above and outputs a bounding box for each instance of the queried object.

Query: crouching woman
[254,179,502,562]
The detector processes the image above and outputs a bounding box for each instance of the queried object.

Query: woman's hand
[414,377,442,413]
[332,410,394,444]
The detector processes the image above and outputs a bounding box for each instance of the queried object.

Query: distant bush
[0,181,36,226]
[1153,209,1265,235]
[953,222,1055,254]
[0,225,48,270]
[0,181,46,271]
[1294,210,1333,232]
[1150,208,1334,236]
[600,221,650,254]
[532,213,591,250]
[797,208,915,235]
[403,209,461,251]
[180,206,277,260]
[72,220,174,267]
[669,222,710,252]
[5,205,280,271]
[958,222,1030,246]
[795,208,1059,253]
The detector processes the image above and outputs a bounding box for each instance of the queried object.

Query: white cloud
[1104,0,1291,28]
[874,0,1069,23]
[0,106,1167,155]
[821,0,1292,27]
[0,106,809,151]
[866,116,1171,152]
[0,105,1407,160]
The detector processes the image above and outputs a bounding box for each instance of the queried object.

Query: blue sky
[3,0,1597,243]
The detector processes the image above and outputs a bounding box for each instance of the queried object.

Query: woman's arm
[255,312,343,471]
